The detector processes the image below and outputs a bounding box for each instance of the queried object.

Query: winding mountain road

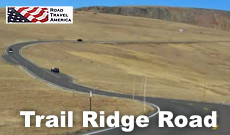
[3,40,230,135]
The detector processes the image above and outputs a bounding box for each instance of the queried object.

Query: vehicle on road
[77,39,83,42]
[8,48,13,53]
[51,67,60,73]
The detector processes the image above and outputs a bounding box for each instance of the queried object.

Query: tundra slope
[4,40,230,135]
[77,6,230,31]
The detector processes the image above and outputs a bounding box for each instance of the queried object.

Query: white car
[8,48,13,53]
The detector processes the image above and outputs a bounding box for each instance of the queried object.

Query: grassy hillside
[0,8,152,135]
[1,7,230,135]
[77,6,230,31]
[22,11,230,104]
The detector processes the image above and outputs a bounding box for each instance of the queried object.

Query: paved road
[3,41,230,135]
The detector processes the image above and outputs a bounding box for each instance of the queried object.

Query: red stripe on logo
[24,13,31,18]
[27,7,39,13]
[39,15,49,23]
[17,7,30,13]
[31,18,38,23]
[33,10,46,18]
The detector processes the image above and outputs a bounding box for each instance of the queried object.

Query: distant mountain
[76,6,230,31]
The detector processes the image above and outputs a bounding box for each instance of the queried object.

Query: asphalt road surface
[3,40,230,135]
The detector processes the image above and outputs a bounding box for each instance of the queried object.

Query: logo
[6,6,73,24]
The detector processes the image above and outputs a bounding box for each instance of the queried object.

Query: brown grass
[0,9,154,135]
[1,8,230,134]
[0,53,153,135]
[0,64,151,135]
[23,41,230,104]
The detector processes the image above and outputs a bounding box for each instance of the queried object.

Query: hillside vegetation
[0,8,152,135]
[77,6,230,31]
[22,11,230,104]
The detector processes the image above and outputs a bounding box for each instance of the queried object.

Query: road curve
[3,40,230,135]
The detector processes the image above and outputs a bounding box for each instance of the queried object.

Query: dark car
[8,48,13,53]
[77,39,83,42]
[51,67,60,73]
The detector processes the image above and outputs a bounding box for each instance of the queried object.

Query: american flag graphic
[7,7,49,23]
